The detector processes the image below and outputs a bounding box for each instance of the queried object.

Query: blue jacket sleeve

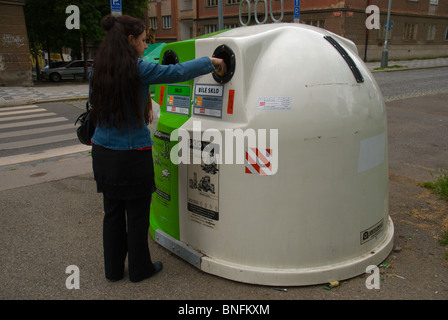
[138,56,214,85]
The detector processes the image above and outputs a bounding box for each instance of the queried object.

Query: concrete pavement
[1,92,447,301]
[0,58,447,302]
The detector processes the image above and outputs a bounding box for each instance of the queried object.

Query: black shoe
[153,261,163,274]
[130,261,163,283]
[106,275,124,282]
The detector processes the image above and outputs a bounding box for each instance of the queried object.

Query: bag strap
[86,67,93,111]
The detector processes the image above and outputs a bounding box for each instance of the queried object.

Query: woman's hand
[148,107,154,124]
[210,57,227,76]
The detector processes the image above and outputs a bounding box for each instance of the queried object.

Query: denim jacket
[91,56,214,150]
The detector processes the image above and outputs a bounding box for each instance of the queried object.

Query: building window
[162,16,172,29]
[445,27,448,41]
[180,0,194,11]
[430,0,438,5]
[206,0,218,7]
[148,17,158,30]
[226,0,240,4]
[304,20,325,29]
[205,25,217,34]
[404,23,418,40]
[224,24,239,29]
[427,24,436,41]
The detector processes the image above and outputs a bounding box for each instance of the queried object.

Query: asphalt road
[374,67,448,101]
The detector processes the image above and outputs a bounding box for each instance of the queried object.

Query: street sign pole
[294,0,300,23]
[380,0,392,68]
[110,0,122,17]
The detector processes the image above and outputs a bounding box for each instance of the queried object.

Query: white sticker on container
[257,96,292,111]
[358,132,386,173]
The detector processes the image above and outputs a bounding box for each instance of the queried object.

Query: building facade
[147,0,448,61]
[0,0,32,86]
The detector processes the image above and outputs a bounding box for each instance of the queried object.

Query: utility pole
[380,0,392,68]
[218,0,224,30]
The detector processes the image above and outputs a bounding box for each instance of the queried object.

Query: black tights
[102,194,155,282]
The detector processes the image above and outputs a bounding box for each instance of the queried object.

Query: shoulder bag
[74,73,95,145]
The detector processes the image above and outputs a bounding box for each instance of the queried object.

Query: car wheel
[50,73,61,82]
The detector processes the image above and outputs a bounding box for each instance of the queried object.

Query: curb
[34,96,89,104]
[0,96,88,108]
[369,65,448,73]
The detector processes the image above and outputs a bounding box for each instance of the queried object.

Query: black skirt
[92,144,156,200]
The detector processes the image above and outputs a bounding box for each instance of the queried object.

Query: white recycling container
[154,23,394,286]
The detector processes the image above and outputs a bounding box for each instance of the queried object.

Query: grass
[440,231,448,260]
[374,65,408,71]
[420,168,448,259]
[420,168,448,201]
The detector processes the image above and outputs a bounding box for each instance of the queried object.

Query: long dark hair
[90,15,145,129]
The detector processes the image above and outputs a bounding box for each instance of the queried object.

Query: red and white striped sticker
[245,148,274,175]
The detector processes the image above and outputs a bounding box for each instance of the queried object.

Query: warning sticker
[193,84,224,118]
[227,89,235,114]
[245,148,274,175]
[257,96,292,111]
[187,139,220,229]
[166,84,191,116]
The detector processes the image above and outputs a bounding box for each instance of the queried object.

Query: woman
[90,14,226,283]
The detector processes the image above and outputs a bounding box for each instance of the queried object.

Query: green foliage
[420,168,448,260]
[420,168,448,201]
[24,0,148,58]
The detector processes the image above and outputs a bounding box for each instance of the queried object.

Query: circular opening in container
[212,45,235,84]
[162,50,179,65]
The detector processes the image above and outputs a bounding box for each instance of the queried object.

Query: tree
[24,0,148,81]
[24,0,67,79]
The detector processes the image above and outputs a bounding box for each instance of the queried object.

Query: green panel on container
[149,39,196,241]
[149,30,229,241]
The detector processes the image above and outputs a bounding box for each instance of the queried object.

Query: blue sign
[294,0,300,19]
[384,19,394,31]
[110,0,122,12]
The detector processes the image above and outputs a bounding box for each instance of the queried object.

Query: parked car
[41,60,68,69]
[41,60,93,82]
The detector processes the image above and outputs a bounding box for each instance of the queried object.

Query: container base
[155,217,394,286]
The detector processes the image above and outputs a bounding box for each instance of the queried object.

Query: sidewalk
[0,82,89,107]
[0,58,447,108]
[365,56,448,72]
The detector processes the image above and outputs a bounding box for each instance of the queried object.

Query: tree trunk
[82,32,88,81]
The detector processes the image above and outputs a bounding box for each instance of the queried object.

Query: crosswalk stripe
[0,117,67,129]
[0,144,91,166]
[0,112,57,122]
[0,105,39,112]
[0,108,48,116]
[0,133,77,150]
[0,124,74,139]
[0,105,87,167]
